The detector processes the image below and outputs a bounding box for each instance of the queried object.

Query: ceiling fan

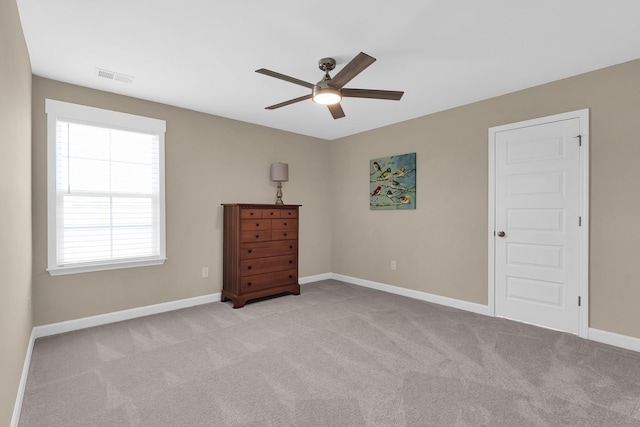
[256,52,404,119]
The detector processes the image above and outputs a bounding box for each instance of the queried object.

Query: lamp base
[275,182,284,205]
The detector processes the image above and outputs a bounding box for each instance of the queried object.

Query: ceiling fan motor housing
[318,58,336,72]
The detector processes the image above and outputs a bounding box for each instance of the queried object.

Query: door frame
[488,109,590,338]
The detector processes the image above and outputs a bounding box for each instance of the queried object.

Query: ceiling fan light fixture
[312,84,342,105]
[257,52,403,119]
[313,91,341,105]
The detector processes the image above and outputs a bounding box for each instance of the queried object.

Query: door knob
[497,231,505,237]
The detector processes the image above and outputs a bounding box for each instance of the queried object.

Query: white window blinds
[46,99,166,275]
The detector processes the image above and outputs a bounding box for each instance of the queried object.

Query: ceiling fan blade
[265,94,313,110]
[341,88,404,100]
[256,68,315,89]
[327,103,345,119]
[328,52,376,89]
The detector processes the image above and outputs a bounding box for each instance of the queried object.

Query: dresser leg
[232,296,248,309]
[221,289,248,309]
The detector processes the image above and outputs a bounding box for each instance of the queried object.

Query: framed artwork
[370,152,416,210]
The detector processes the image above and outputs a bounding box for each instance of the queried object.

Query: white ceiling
[16,0,640,140]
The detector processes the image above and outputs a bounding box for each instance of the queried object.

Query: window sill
[47,258,167,276]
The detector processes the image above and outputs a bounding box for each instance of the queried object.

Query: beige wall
[31,78,332,325]
[31,59,640,341]
[0,0,33,423]
[331,58,640,340]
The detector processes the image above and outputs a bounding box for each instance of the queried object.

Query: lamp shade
[270,162,289,182]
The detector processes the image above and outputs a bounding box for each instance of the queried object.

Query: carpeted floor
[19,280,640,426]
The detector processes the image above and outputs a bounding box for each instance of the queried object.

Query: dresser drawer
[240,269,297,293]
[261,209,281,219]
[280,209,297,219]
[240,230,272,242]
[240,254,296,276]
[272,230,297,240]
[272,219,297,230]
[241,219,272,231]
[240,208,262,219]
[241,241,296,260]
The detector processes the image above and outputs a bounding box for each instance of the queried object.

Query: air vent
[95,68,134,84]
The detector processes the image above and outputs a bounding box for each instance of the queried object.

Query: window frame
[46,99,167,276]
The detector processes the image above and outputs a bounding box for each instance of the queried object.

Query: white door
[490,111,588,335]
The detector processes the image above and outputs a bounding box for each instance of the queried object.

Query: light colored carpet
[19,280,640,426]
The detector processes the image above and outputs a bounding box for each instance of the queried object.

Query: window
[46,99,166,276]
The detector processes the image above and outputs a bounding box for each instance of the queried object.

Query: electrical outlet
[202,267,209,278]
[391,260,397,270]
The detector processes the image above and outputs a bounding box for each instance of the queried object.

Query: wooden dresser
[221,203,301,308]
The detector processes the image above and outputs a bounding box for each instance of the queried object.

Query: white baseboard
[10,329,35,427]
[27,275,640,352]
[29,274,341,339]
[33,292,221,339]
[588,328,640,353]
[299,273,332,284]
[331,273,492,316]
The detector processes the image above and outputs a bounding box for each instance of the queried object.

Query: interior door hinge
[575,135,582,146]
[579,216,582,226]
[578,296,581,307]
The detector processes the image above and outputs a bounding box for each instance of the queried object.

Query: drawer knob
[289,245,293,249]
[255,235,259,239]
[283,222,287,226]
[248,249,253,254]
[283,233,287,237]
[250,212,255,216]
[289,260,293,264]
[256,223,260,227]
[247,282,252,287]
[289,275,293,279]
[248,265,252,270]
[270,212,274,216]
